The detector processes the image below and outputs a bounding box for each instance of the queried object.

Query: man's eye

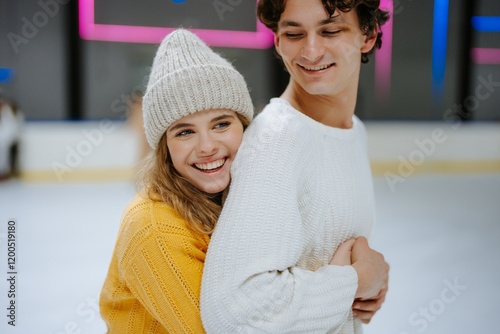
[324,30,341,36]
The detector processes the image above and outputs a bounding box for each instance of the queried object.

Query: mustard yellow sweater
[100,193,210,333]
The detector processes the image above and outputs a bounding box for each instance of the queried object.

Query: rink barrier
[11,120,500,183]
[16,160,500,183]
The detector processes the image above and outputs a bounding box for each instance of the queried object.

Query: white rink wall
[17,120,500,183]
[18,120,141,182]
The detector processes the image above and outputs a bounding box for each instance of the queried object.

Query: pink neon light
[375,0,393,105]
[471,48,500,64]
[78,0,274,49]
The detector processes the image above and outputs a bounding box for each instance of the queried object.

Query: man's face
[274,0,376,97]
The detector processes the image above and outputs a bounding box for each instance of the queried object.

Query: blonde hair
[138,113,250,235]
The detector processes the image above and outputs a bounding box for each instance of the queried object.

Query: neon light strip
[0,68,13,83]
[471,48,500,64]
[471,16,500,32]
[431,0,449,99]
[375,0,393,104]
[78,0,274,49]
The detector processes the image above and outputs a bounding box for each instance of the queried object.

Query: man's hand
[352,286,388,323]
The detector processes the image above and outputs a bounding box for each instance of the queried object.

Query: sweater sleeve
[200,109,358,333]
[119,204,208,334]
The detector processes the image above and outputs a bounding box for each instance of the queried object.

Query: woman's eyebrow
[167,114,235,133]
[168,122,192,133]
[211,114,236,122]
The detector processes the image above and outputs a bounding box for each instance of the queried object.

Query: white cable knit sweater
[201,98,376,334]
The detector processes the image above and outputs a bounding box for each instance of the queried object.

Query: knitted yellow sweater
[100,193,210,333]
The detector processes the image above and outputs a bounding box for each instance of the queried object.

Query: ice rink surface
[0,173,499,334]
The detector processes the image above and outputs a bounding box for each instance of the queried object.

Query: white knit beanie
[142,29,254,149]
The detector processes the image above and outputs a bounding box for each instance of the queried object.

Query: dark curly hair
[257,0,390,63]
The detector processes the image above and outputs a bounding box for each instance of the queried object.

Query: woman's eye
[176,129,194,137]
[214,121,231,130]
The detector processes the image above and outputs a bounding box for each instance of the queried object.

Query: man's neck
[281,81,357,129]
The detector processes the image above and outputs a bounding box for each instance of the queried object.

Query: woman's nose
[196,133,218,156]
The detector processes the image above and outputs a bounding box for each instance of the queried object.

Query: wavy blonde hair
[138,113,250,235]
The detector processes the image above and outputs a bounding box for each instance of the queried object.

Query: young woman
[99,29,254,333]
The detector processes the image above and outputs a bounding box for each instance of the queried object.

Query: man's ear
[360,29,378,54]
[274,33,281,56]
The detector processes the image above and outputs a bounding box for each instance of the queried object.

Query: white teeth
[303,64,332,71]
[195,159,225,171]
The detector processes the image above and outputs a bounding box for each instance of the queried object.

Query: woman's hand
[329,238,356,266]
[350,237,389,323]
[329,237,389,324]
[351,237,389,300]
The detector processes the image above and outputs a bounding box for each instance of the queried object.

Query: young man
[201,0,390,332]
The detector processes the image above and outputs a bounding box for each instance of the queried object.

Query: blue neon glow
[432,0,449,100]
[472,16,500,32]
[0,68,13,83]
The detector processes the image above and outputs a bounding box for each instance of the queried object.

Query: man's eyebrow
[279,20,301,28]
[320,14,342,25]
[279,15,343,28]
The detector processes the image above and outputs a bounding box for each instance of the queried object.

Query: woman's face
[166,109,244,194]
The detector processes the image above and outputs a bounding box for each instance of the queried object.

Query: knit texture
[142,29,254,149]
[201,98,376,333]
[100,193,210,333]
